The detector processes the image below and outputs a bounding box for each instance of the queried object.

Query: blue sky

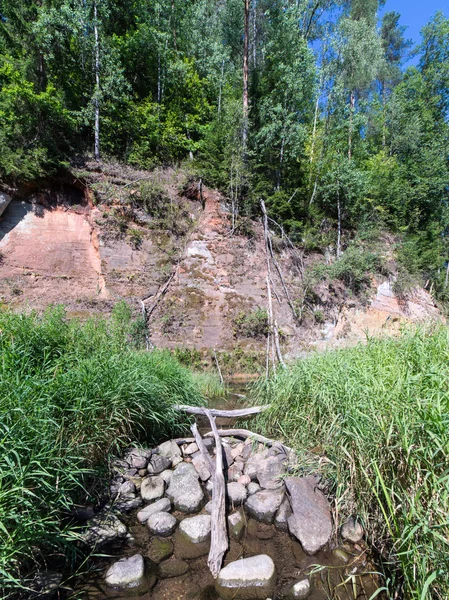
[382,0,448,51]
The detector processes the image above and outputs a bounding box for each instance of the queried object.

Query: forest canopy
[0,0,448,296]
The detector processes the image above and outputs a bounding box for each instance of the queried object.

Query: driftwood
[213,349,224,387]
[204,428,292,454]
[203,408,228,578]
[190,422,215,474]
[174,404,269,418]
[266,275,286,369]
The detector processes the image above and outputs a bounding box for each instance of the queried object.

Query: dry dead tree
[174,404,269,418]
[203,408,228,578]
[203,427,292,454]
[190,422,215,474]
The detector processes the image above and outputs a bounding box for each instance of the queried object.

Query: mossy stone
[147,537,174,563]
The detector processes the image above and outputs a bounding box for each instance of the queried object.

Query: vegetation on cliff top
[255,326,449,599]
[0,304,204,595]
[0,1,448,301]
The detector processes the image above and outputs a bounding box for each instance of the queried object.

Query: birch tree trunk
[242,0,250,150]
[93,0,100,161]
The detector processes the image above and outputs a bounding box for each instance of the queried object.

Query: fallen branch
[204,408,228,578]
[190,422,215,474]
[174,404,269,418]
[204,428,292,454]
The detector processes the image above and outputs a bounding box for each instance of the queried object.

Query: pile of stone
[82,435,363,599]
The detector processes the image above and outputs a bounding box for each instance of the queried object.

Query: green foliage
[255,327,449,599]
[0,305,203,593]
[233,308,269,339]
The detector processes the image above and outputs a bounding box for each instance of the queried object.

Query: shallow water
[72,379,384,600]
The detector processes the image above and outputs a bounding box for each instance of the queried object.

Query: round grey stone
[227,482,247,505]
[141,476,165,503]
[341,517,364,543]
[147,512,177,537]
[105,554,145,589]
[137,497,171,524]
[179,515,211,544]
[215,555,276,600]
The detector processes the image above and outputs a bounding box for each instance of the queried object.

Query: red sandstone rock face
[0,187,443,355]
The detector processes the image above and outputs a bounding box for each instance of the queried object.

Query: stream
[72,379,384,600]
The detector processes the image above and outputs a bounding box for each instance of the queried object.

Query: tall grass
[254,327,449,599]
[0,304,204,595]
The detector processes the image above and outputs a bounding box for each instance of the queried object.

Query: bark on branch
[174,404,269,418]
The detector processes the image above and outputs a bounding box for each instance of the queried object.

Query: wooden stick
[266,276,286,369]
[204,408,228,578]
[190,422,215,474]
[174,404,269,417]
[203,428,292,454]
[213,349,224,387]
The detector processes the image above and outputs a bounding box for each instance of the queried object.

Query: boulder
[231,443,245,460]
[184,442,199,455]
[285,476,332,555]
[141,476,165,503]
[159,469,173,485]
[147,512,177,537]
[125,448,152,470]
[245,489,284,524]
[340,517,364,543]
[105,554,146,589]
[166,462,204,512]
[238,475,251,486]
[82,510,127,548]
[137,497,171,524]
[114,496,142,512]
[274,496,292,532]
[228,511,245,541]
[215,555,276,600]
[147,454,172,475]
[228,463,243,482]
[171,455,184,467]
[192,455,212,481]
[179,515,211,544]
[256,456,285,490]
[227,482,247,506]
[158,440,182,460]
[247,482,261,496]
[243,453,265,480]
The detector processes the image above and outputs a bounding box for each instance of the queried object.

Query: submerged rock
[166,462,204,512]
[274,496,292,532]
[341,517,364,543]
[147,512,177,537]
[137,497,171,524]
[288,579,311,599]
[285,476,332,555]
[228,511,245,541]
[245,489,284,524]
[179,515,211,544]
[105,554,146,589]
[158,558,189,579]
[215,554,276,599]
[147,537,174,563]
[82,510,127,548]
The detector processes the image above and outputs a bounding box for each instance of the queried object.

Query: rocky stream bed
[64,421,383,600]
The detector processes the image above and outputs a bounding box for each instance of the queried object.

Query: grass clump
[0,303,204,595]
[254,327,449,599]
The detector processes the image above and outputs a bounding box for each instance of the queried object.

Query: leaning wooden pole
[204,408,228,578]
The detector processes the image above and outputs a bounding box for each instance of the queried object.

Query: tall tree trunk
[93,0,100,161]
[348,90,355,160]
[252,0,257,68]
[381,81,386,151]
[337,186,342,258]
[171,0,177,50]
[242,0,250,150]
[218,58,225,115]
